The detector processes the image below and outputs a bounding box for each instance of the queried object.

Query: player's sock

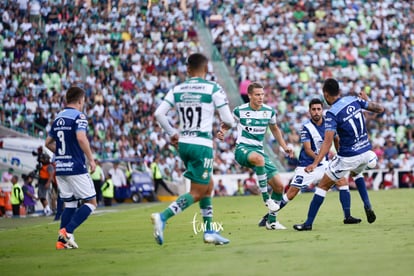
[199,197,213,231]
[161,193,195,221]
[256,166,269,202]
[271,191,283,204]
[65,203,95,233]
[339,185,351,218]
[304,188,326,226]
[354,174,372,209]
[279,193,290,210]
[60,207,76,229]
[268,211,277,223]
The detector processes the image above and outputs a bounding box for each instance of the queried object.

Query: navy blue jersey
[48,107,89,175]
[298,119,328,166]
[325,96,371,157]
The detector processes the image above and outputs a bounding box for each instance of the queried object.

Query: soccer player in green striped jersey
[151,53,235,245]
[219,82,294,230]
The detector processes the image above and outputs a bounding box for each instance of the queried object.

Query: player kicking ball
[293,78,383,231]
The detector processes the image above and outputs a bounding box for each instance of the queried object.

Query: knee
[250,154,264,166]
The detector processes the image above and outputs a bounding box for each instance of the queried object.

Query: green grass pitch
[0,189,413,276]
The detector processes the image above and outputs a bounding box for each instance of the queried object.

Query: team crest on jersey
[263,111,268,118]
[57,118,65,126]
[202,170,209,179]
[346,105,355,114]
[79,113,86,119]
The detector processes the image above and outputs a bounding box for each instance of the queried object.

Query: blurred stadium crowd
[0,0,413,176]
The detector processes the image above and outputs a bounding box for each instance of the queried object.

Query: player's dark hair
[66,86,85,104]
[247,82,264,94]
[323,78,340,96]
[309,98,323,108]
[186,53,208,71]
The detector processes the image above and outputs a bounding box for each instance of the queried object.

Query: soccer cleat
[365,208,376,224]
[56,237,74,250]
[293,223,312,231]
[265,199,280,212]
[203,231,230,245]
[151,213,165,245]
[266,221,287,230]
[58,228,78,249]
[258,213,269,227]
[343,216,362,224]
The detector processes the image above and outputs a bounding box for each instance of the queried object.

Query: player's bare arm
[359,91,384,114]
[269,124,294,158]
[305,130,335,172]
[366,102,385,114]
[77,131,96,173]
[45,136,56,153]
[303,141,317,160]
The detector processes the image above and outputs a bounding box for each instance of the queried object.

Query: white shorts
[57,174,96,202]
[326,150,375,181]
[290,162,327,188]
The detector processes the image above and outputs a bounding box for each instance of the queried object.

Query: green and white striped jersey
[162,77,230,148]
[233,103,277,151]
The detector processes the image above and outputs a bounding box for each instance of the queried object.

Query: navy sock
[355,176,371,209]
[60,208,76,229]
[305,188,326,226]
[339,188,351,218]
[65,204,93,233]
[279,200,287,210]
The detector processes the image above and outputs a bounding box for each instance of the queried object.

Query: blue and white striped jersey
[298,119,328,167]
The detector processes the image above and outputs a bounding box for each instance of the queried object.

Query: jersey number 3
[57,130,66,155]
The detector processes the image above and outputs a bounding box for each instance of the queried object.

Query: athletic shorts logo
[202,170,209,179]
[294,175,304,184]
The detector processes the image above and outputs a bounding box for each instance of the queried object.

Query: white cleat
[203,231,230,245]
[58,228,79,249]
[265,199,280,212]
[266,221,287,230]
[151,213,165,245]
[66,233,79,248]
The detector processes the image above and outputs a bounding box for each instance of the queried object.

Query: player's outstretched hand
[359,91,369,101]
[170,133,179,148]
[89,159,96,174]
[284,147,294,158]
[305,163,316,173]
[217,122,230,141]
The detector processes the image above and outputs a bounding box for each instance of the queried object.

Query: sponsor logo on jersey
[244,126,265,134]
[180,93,202,102]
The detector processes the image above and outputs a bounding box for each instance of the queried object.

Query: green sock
[256,166,269,202]
[161,193,194,221]
[199,197,213,231]
[271,191,283,204]
[268,211,277,223]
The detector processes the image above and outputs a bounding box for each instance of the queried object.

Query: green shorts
[235,145,278,179]
[178,142,213,185]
